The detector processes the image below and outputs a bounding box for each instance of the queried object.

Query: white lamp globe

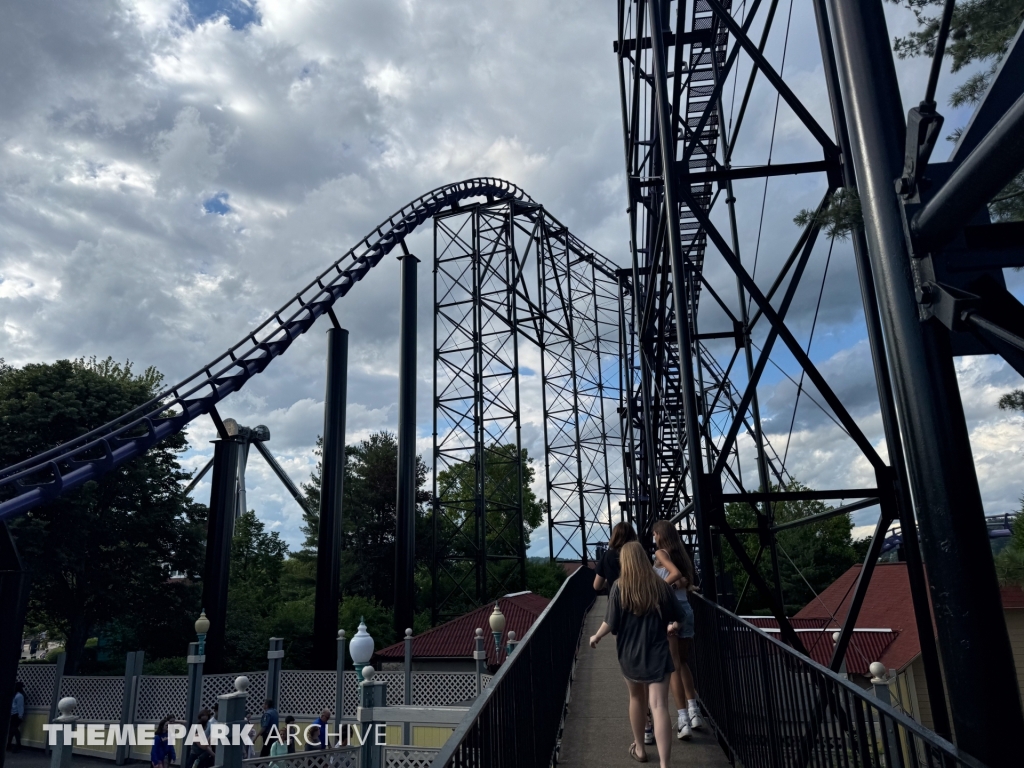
[349,617,375,668]
[489,603,506,634]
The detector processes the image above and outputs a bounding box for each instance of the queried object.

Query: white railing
[242,746,360,768]
[58,676,124,722]
[135,675,189,722]
[383,747,439,768]
[15,663,55,712]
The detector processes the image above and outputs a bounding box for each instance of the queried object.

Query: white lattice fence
[279,670,336,717]
[383,747,439,768]
[16,664,55,711]
[411,673,478,706]
[342,672,359,717]
[58,676,125,722]
[201,672,266,714]
[372,672,406,706]
[242,747,359,768]
[135,675,189,722]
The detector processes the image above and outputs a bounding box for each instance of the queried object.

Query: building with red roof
[752,562,1024,731]
[375,591,550,673]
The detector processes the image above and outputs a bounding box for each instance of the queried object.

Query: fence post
[45,652,67,757]
[473,629,486,697]
[265,638,283,709]
[356,667,386,768]
[870,662,904,767]
[115,651,144,765]
[402,628,412,744]
[335,630,346,730]
[185,642,205,742]
[213,676,249,768]
[49,696,77,768]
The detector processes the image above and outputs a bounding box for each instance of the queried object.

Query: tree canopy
[0,357,206,673]
[720,481,870,616]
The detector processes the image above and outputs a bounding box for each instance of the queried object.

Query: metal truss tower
[616,0,1024,762]
[431,199,624,621]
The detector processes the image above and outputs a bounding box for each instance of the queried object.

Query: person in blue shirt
[259,698,279,757]
[310,708,331,750]
[8,682,26,752]
[151,715,183,768]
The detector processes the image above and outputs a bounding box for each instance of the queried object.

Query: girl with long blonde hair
[589,541,686,766]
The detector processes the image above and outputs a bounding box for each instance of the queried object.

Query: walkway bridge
[3,0,1024,765]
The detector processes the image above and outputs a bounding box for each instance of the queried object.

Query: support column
[394,254,418,639]
[0,523,30,768]
[335,630,346,732]
[115,651,144,765]
[184,642,204,736]
[265,638,283,708]
[313,327,349,670]
[828,0,1024,761]
[202,438,245,673]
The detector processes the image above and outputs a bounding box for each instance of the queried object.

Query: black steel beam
[312,327,348,670]
[770,497,879,532]
[721,488,876,503]
[394,255,418,638]
[251,440,309,513]
[202,437,245,673]
[0,523,30,768]
[913,90,1024,248]
[828,0,1024,760]
[679,159,835,184]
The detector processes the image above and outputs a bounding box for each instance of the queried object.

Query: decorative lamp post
[505,630,517,657]
[195,609,211,656]
[349,617,375,682]
[489,602,506,658]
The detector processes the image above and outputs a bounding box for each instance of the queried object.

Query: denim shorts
[676,599,695,639]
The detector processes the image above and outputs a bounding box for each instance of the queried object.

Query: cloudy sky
[2,0,1021,555]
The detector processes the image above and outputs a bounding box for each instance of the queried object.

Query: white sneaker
[644,724,654,745]
[689,708,704,731]
[677,713,692,741]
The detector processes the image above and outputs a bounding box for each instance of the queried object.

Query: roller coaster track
[0,178,569,521]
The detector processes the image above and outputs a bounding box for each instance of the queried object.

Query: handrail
[432,567,596,768]
[691,594,988,768]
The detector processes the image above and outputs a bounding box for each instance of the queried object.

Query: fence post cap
[405,628,413,638]
[57,697,77,717]
[234,676,250,693]
[338,629,346,639]
[474,628,483,638]
[362,666,376,681]
[869,662,887,682]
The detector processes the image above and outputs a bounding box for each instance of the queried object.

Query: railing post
[185,642,205,745]
[213,676,249,768]
[49,697,77,768]
[265,638,283,708]
[870,662,904,768]
[45,652,66,757]
[402,628,412,744]
[335,630,346,731]
[115,651,144,765]
[356,667,387,768]
[473,629,486,697]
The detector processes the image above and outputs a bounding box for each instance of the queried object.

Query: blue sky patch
[187,0,260,31]
[203,192,231,215]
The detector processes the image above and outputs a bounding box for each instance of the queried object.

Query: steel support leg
[828,0,1024,760]
[394,254,419,638]
[313,327,349,669]
[0,523,29,768]
[202,437,245,673]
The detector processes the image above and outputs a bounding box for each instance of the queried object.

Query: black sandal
[629,742,649,763]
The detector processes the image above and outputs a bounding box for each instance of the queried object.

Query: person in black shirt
[590,541,685,766]
[594,521,637,592]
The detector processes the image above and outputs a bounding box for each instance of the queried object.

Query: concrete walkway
[558,596,731,768]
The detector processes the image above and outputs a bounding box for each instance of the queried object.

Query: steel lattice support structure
[431,199,623,621]
[616,0,1024,761]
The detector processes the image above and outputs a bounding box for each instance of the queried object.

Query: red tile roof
[376,592,550,668]
[746,620,898,676]
[792,563,922,672]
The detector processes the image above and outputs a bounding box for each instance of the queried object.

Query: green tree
[721,481,870,615]
[433,444,547,612]
[995,512,1024,586]
[0,358,206,673]
[890,0,1024,220]
[301,431,430,608]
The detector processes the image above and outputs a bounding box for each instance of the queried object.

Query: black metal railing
[432,566,595,768]
[691,595,987,768]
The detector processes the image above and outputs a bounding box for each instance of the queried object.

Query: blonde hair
[617,541,672,615]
